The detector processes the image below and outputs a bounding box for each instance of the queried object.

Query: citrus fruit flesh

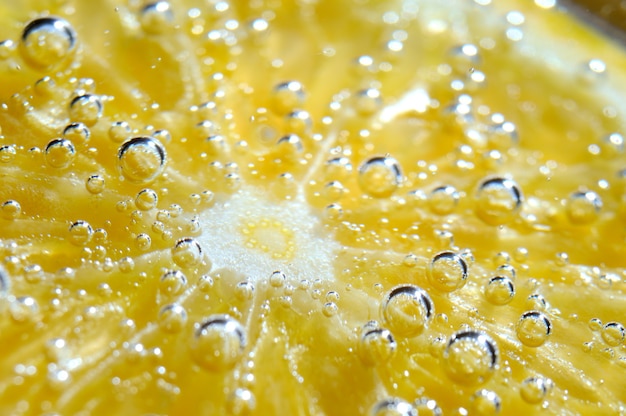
[0,0,626,415]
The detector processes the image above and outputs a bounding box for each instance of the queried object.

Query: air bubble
[0,264,10,297]
[449,43,480,72]
[475,176,523,225]
[269,270,286,288]
[358,322,397,366]
[358,155,402,198]
[10,296,39,322]
[117,137,167,183]
[381,284,433,337]
[135,233,152,251]
[68,220,93,246]
[140,1,174,35]
[69,95,103,126]
[0,145,16,163]
[20,17,77,70]
[428,185,460,215]
[136,188,158,211]
[272,81,305,115]
[413,398,442,416]
[158,304,187,333]
[370,398,417,416]
[86,174,105,194]
[45,139,75,168]
[160,270,187,296]
[236,281,255,301]
[109,121,131,143]
[443,330,498,385]
[566,191,602,224]
[470,389,501,415]
[191,314,246,371]
[516,311,551,347]
[1,200,21,220]
[428,251,468,293]
[171,237,203,268]
[63,122,90,145]
[286,109,312,135]
[325,156,353,180]
[355,88,382,115]
[484,276,515,305]
[227,388,256,415]
[601,322,625,346]
[520,376,549,404]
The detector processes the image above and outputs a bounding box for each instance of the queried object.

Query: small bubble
[443,330,498,385]
[63,122,90,145]
[1,200,21,220]
[236,281,255,301]
[355,88,382,115]
[45,138,75,168]
[171,237,203,268]
[325,156,353,180]
[566,191,602,224]
[413,398,442,416]
[381,285,433,337]
[272,81,305,115]
[475,176,523,225]
[600,132,624,156]
[470,389,501,415]
[276,134,304,157]
[601,322,625,346]
[484,276,515,305]
[520,376,548,404]
[160,270,187,296]
[428,185,460,215]
[269,270,286,288]
[10,296,39,322]
[358,323,397,366]
[69,95,103,126]
[449,43,480,73]
[68,220,93,246]
[109,121,131,143]
[86,174,105,194]
[135,188,158,211]
[158,304,187,333]
[135,233,152,251]
[227,388,256,415]
[140,1,174,35]
[588,318,603,331]
[428,251,468,293]
[0,145,16,163]
[191,314,246,371]
[370,398,417,416]
[20,17,77,70]
[322,302,338,317]
[516,311,551,347]
[358,155,402,198]
[0,264,10,297]
[117,137,167,183]
[47,367,71,391]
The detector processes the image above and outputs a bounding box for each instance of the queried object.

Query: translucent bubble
[475,176,523,225]
[325,156,353,180]
[429,185,460,215]
[69,95,103,126]
[484,276,515,305]
[381,284,433,337]
[158,304,187,333]
[272,81,305,115]
[276,134,304,157]
[109,121,131,143]
[516,311,552,347]
[443,330,498,385]
[470,389,501,415]
[588,317,603,332]
[358,155,402,198]
[322,302,338,317]
[160,270,187,296]
[10,296,39,322]
[191,314,246,371]
[1,200,21,220]
[566,191,602,225]
[205,135,226,155]
[45,138,75,168]
[140,1,174,35]
[601,322,625,346]
[269,270,286,288]
[20,17,77,70]
[236,281,255,301]
[520,376,548,404]
[69,220,93,246]
[285,109,312,134]
[0,264,10,297]
[449,43,480,72]
[117,137,167,183]
[0,145,16,163]
[600,132,624,156]
[355,88,382,115]
[358,323,397,366]
[63,122,90,145]
[227,388,256,415]
[526,294,547,311]
[85,174,105,194]
[413,398,442,416]
[370,398,417,416]
[135,188,158,211]
[135,233,152,251]
[171,237,203,268]
[428,251,468,293]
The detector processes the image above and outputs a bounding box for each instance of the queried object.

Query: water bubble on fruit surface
[86,174,105,194]
[0,145,16,163]
[325,156,353,179]
[45,138,75,168]
[470,389,501,415]
[117,137,167,183]
[355,88,382,115]
[413,398,442,416]
[1,200,21,220]
[520,376,549,404]
[516,311,552,347]
[158,304,187,333]
[271,81,305,115]
[135,233,151,251]
[139,1,174,35]
[484,276,515,305]
[68,220,93,246]
[381,284,433,337]
[428,251,468,293]
[191,314,246,371]
[0,264,10,297]
[109,121,131,143]
[69,94,103,126]
[63,122,90,145]
[566,190,602,224]
[227,388,256,415]
[171,237,203,268]
[370,398,417,416]
[358,155,402,198]
[236,281,255,301]
[475,176,523,225]
[448,43,480,72]
[601,322,625,346]
[323,302,338,317]
[135,188,158,211]
[10,296,39,322]
[160,270,187,296]
[358,323,397,366]
[442,330,498,385]
[428,185,460,215]
[269,270,286,288]
[20,17,77,70]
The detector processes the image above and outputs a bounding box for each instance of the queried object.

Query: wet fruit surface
[1,0,626,414]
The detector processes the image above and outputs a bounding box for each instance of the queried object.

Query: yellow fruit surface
[0,0,626,415]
